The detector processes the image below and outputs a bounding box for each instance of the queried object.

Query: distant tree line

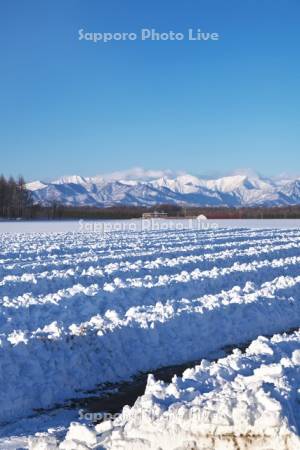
[1,175,300,220]
[29,203,300,220]
[30,204,149,220]
[0,175,33,219]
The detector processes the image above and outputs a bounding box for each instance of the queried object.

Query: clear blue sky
[0,0,299,181]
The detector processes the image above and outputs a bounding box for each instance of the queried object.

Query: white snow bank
[45,330,300,450]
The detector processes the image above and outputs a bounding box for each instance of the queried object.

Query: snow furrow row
[1,238,300,298]
[1,229,300,275]
[1,254,300,335]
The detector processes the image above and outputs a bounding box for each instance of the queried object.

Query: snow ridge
[97,330,300,450]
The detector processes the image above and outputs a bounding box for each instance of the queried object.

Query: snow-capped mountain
[26,169,300,208]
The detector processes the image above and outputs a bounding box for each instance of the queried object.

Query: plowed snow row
[49,330,300,450]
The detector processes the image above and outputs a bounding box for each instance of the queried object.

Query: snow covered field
[1,218,300,233]
[0,224,300,448]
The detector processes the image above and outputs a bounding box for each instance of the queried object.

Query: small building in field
[142,211,168,219]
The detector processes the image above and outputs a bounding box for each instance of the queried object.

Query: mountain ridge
[26,169,300,208]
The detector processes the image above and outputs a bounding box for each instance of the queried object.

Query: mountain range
[26,168,300,208]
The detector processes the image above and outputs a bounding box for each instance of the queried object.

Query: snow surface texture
[48,330,300,450]
[27,170,300,207]
[1,226,300,448]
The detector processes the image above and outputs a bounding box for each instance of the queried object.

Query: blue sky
[0,0,299,181]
